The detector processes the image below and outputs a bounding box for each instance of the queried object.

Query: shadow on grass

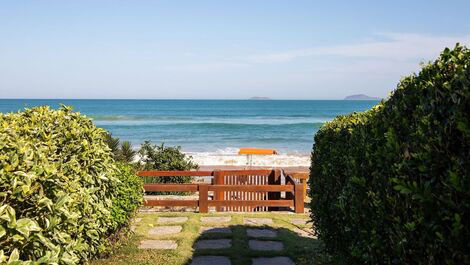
[185,225,321,265]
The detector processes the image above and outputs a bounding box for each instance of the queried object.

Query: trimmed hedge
[110,162,143,229]
[310,44,470,264]
[0,106,142,264]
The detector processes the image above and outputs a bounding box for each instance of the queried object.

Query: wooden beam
[294,183,304,213]
[208,185,293,192]
[199,184,209,213]
[143,184,198,192]
[208,200,294,207]
[144,200,198,207]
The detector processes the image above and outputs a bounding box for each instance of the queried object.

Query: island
[344,94,381,100]
[249,96,271,100]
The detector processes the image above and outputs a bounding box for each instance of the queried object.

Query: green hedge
[0,106,142,264]
[110,162,143,229]
[310,44,470,264]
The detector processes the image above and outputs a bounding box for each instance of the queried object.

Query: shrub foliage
[138,141,198,195]
[310,44,470,264]
[0,106,141,264]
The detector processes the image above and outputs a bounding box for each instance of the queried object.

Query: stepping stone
[249,240,284,251]
[290,218,308,225]
[131,225,136,232]
[243,218,273,225]
[138,240,178,249]
[149,226,182,235]
[134,218,142,223]
[247,228,277,238]
[157,217,188,224]
[200,216,231,223]
[252,257,295,265]
[200,227,232,234]
[190,256,231,265]
[194,239,231,249]
[293,228,316,239]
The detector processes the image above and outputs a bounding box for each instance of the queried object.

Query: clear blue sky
[1,0,469,99]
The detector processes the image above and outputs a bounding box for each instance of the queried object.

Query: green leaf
[15,218,41,237]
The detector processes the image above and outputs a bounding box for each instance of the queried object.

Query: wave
[97,122,324,129]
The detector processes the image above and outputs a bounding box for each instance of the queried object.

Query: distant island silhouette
[249,97,271,100]
[344,94,381,100]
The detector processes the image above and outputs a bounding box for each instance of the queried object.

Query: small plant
[104,133,137,163]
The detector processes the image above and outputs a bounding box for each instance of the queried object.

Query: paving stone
[252,257,295,265]
[134,218,142,223]
[290,218,308,225]
[200,227,232,234]
[248,240,284,251]
[138,240,178,249]
[149,226,182,235]
[293,228,316,239]
[190,256,231,265]
[157,217,188,224]
[243,218,273,225]
[194,239,231,249]
[200,216,231,223]
[131,225,136,232]
[247,228,277,238]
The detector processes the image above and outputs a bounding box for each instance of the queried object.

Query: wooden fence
[137,170,305,213]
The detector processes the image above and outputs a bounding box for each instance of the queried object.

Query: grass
[89,212,321,265]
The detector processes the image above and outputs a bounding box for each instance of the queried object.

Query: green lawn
[90,212,321,265]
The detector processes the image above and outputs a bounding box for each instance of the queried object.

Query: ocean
[0,99,379,166]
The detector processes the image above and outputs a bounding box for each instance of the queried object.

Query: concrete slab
[200,216,231,223]
[190,256,231,265]
[194,239,232,249]
[149,226,182,235]
[243,218,273,225]
[200,227,232,234]
[157,217,188,224]
[252,257,295,265]
[290,219,309,225]
[138,240,178,249]
[293,228,316,239]
[248,240,284,251]
[247,229,277,238]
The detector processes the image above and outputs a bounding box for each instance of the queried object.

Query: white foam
[186,150,310,167]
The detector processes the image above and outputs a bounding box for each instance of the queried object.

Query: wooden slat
[294,183,304,213]
[208,200,294,207]
[138,171,213,177]
[144,200,198,207]
[144,184,198,192]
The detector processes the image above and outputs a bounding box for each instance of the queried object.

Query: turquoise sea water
[0,99,379,154]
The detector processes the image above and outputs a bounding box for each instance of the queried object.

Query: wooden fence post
[213,170,224,212]
[294,183,304,214]
[199,184,209,213]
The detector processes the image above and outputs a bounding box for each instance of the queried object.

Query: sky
[1,1,470,100]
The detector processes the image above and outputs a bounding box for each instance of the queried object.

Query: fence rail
[138,170,305,213]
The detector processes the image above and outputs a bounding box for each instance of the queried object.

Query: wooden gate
[213,170,281,212]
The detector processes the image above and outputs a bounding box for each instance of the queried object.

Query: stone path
[190,256,231,265]
[139,240,178,249]
[252,257,295,265]
[138,215,306,264]
[194,239,232,249]
[248,240,284,251]
[290,218,308,225]
[149,226,182,235]
[247,228,277,238]
[157,217,188,224]
[243,217,273,225]
[200,216,231,223]
[200,227,232,234]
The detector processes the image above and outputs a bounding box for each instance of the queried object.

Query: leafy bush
[0,106,140,264]
[310,44,470,264]
[138,141,198,195]
[109,162,143,229]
